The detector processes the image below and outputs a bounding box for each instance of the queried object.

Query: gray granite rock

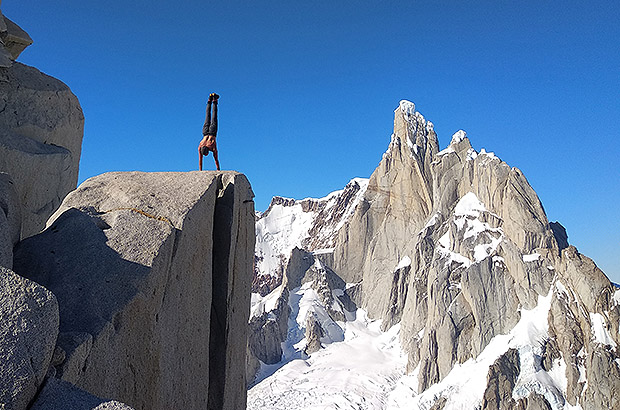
[250,99,620,408]
[0,62,84,238]
[296,100,619,407]
[481,348,521,409]
[304,313,323,355]
[13,171,255,410]
[0,16,32,61]
[0,5,32,68]
[207,172,256,410]
[0,173,21,269]
[246,343,262,388]
[0,266,59,410]
[248,287,289,364]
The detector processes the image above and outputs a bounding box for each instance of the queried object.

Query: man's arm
[213,148,220,171]
[199,146,203,171]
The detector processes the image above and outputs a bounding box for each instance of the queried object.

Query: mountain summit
[248,100,619,409]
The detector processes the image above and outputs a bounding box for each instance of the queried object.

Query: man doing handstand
[198,93,220,170]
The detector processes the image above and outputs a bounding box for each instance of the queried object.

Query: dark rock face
[549,222,568,251]
[304,313,323,355]
[0,173,19,268]
[482,349,523,410]
[13,171,255,410]
[30,378,134,410]
[248,287,290,364]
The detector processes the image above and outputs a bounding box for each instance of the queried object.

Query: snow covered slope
[253,178,368,296]
[248,286,583,410]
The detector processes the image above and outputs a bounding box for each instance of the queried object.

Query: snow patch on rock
[396,256,411,271]
[450,130,467,145]
[454,192,487,217]
[590,313,617,349]
[403,290,561,410]
[523,253,541,262]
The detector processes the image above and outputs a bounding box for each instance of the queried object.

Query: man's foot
[208,93,214,102]
[212,93,219,101]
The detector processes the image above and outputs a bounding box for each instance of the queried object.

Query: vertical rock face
[0,8,255,410]
[337,101,620,407]
[330,101,620,407]
[13,171,255,410]
[250,100,620,409]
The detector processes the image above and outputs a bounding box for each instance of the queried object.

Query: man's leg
[209,98,218,136]
[202,99,213,136]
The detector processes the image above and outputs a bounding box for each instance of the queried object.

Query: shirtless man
[198,93,220,170]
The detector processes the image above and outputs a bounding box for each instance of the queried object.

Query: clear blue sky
[5,1,619,282]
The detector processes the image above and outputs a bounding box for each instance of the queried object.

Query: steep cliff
[249,100,619,409]
[12,171,255,410]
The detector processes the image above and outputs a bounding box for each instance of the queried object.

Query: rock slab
[13,171,255,410]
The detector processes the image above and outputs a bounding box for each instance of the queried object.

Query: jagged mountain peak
[249,99,619,410]
[450,129,467,145]
[261,177,369,217]
[384,100,438,164]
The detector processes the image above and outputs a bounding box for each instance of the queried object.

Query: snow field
[248,302,407,410]
[249,287,577,410]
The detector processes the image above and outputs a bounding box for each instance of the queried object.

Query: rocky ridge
[253,178,368,296]
[249,100,620,409]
